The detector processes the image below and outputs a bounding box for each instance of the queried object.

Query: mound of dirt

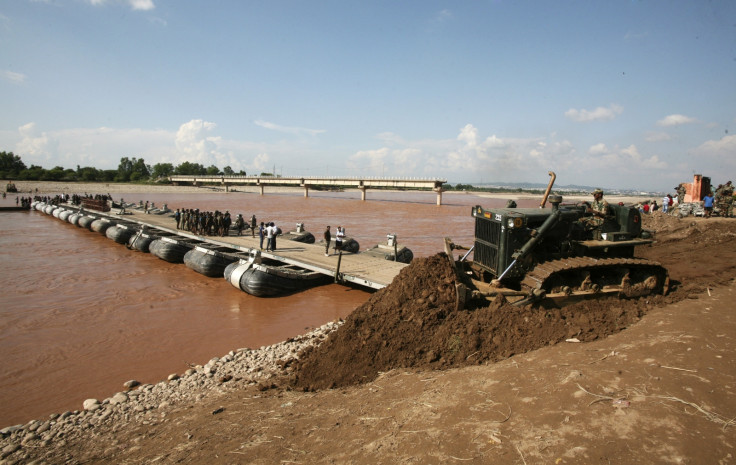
[639,216,736,294]
[292,255,655,391]
[292,217,736,392]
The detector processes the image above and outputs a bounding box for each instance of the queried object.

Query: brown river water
[0,189,522,426]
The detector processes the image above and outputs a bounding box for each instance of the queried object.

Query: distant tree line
[1,150,550,194]
[0,151,246,183]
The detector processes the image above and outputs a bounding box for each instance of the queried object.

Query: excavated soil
[291,214,736,392]
[291,255,656,391]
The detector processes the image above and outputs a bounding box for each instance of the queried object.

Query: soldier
[235,214,245,236]
[223,211,232,236]
[250,214,257,238]
[676,184,686,205]
[722,181,734,217]
[714,183,732,217]
[580,188,610,238]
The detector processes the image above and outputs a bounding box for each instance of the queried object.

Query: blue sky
[1,0,735,191]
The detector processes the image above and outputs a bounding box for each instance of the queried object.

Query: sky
[1,0,735,191]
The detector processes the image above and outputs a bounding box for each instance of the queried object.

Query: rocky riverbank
[0,322,340,463]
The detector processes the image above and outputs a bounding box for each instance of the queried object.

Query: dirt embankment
[2,212,736,464]
[290,214,736,391]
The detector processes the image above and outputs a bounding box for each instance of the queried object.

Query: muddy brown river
[0,188,521,426]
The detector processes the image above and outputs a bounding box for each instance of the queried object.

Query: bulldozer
[447,172,669,308]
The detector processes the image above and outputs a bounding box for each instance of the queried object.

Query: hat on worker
[591,188,603,195]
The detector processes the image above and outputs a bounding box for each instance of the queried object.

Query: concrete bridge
[168,175,449,205]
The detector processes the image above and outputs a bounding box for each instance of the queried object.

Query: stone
[123,380,140,389]
[110,392,129,405]
[1,443,21,457]
[35,422,50,434]
[83,399,101,411]
[0,425,22,436]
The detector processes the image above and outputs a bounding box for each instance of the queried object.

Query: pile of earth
[291,215,736,391]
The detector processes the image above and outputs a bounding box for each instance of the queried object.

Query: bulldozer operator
[579,188,611,238]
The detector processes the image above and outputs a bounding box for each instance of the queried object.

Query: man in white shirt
[265,222,274,251]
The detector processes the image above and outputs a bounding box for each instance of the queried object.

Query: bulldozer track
[521,256,669,296]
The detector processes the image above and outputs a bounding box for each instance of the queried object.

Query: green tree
[132,158,150,181]
[77,166,101,182]
[174,162,207,175]
[0,151,27,177]
[151,163,174,179]
[223,166,234,175]
[116,157,150,182]
[17,165,45,180]
[41,166,66,181]
[205,165,221,175]
[116,157,134,182]
[100,170,117,182]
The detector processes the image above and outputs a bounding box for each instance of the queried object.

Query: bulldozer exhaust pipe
[540,171,556,208]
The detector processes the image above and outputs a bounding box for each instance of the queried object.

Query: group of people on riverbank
[631,180,734,218]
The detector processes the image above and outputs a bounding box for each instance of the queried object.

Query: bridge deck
[72,205,408,290]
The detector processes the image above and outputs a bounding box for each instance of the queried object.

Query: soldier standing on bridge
[324,225,331,256]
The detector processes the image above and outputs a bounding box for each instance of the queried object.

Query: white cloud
[347,124,579,181]
[254,120,326,137]
[588,143,608,155]
[2,70,26,84]
[6,119,292,174]
[129,0,155,10]
[583,143,666,170]
[16,123,51,161]
[347,147,390,174]
[693,134,736,162]
[251,153,271,173]
[457,124,478,147]
[86,0,155,11]
[175,120,219,162]
[644,131,672,142]
[656,114,697,127]
[565,104,623,122]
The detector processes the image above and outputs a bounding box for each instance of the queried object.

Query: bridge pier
[434,187,443,206]
[359,186,367,201]
[303,184,310,198]
[259,184,264,196]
